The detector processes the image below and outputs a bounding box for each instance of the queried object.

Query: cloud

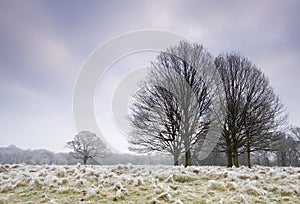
[0,1,80,151]
[0,0,299,153]
[0,0,80,82]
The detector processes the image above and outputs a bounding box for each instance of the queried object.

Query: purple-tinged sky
[0,0,299,152]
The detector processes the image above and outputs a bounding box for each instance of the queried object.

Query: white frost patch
[165,174,174,183]
[111,181,128,195]
[243,183,266,196]
[85,187,100,199]
[154,192,172,202]
[207,180,226,190]
[133,176,144,186]
[0,195,9,204]
[172,198,183,204]
[48,199,57,204]
[55,168,66,178]
[0,164,299,203]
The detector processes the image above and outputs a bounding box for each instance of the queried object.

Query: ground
[0,164,299,203]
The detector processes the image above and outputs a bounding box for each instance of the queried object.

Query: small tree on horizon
[66,131,109,165]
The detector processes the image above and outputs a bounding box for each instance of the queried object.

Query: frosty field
[0,164,299,203]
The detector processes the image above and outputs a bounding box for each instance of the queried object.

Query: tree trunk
[265,153,270,166]
[183,134,191,167]
[174,152,179,166]
[233,148,239,167]
[281,153,286,166]
[247,147,251,168]
[185,150,191,167]
[227,149,233,167]
[232,134,239,167]
[83,156,88,165]
[247,146,251,168]
[185,149,191,167]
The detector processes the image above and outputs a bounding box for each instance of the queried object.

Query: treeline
[128,41,300,167]
[191,128,300,167]
[1,143,299,167]
[0,145,172,165]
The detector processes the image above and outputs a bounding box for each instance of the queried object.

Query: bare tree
[129,85,184,165]
[291,126,300,141]
[215,53,286,167]
[66,131,109,164]
[241,68,287,168]
[129,42,213,166]
[275,132,300,166]
[215,53,251,167]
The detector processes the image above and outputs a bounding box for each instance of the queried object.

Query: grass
[0,165,299,203]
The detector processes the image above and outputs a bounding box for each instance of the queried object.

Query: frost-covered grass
[0,164,299,203]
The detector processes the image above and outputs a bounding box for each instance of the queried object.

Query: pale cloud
[0,79,54,105]
[0,0,299,152]
[27,34,79,80]
[0,0,79,81]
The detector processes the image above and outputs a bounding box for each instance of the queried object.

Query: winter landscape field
[0,164,299,203]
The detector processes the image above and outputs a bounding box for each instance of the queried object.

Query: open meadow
[0,164,299,203]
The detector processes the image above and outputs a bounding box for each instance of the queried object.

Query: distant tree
[279,126,300,166]
[66,131,109,164]
[291,126,300,141]
[275,132,300,166]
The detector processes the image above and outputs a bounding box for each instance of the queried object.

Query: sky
[0,0,299,153]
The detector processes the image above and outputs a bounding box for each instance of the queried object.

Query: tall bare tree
[66,131,109,164]
[215,53,251,167]
[215,53,286,167]
[129,42,213,166]
[129,85,184,165]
